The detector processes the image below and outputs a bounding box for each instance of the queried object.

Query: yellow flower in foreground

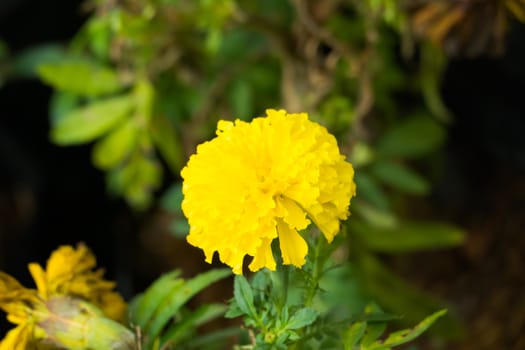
[0,244,129,349]
[181,109,356,274]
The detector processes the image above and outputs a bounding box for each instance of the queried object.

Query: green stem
[290,235,328,350]
[281,264,290,309]
[304,235,325,307]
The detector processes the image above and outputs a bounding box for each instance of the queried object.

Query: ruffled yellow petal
[45,244,97,294]
[0,323,32,350]
[0,271,28,297]
[277,196,310,230]
[0,272,38,320]
[277,219,308,267]
[248,238,277,272]
[28,263,48,299]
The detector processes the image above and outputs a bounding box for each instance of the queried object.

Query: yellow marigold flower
[29,244,126,322]
[0,244,130,349]
[181,109,356,274]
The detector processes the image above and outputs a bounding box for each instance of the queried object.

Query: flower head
[28,244,126,322]
[0,244,130,349]
[181,109,356,274]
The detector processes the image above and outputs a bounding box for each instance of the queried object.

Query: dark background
[0,1,524,349]
[0,0,136,325]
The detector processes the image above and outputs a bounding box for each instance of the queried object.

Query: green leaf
[353,200,398,229]
[92,119,137,170]
[350,142,374,167]
[145,269,231,347]
[51,95,133,145]
[355,253,463,339]
[38,59,122,96]
[205,29,223,54]
[134,79,155,123]
[229,78,254,120]
[319,95,355,133]
[361,303,387,347]
[343,322,366,349]
[354,172,390,211]
[350,220,465,253]
[150,113,184,174]
[420,43,452,123]
[160,303,228,348]
[224,300,244,319]
[370,161,430,195]
[169,220,190,239]
[125,157,161,209]
[376,115,446,158]
[160,183,184,213]
[366,310,447,349]
[12,44,65,78]
[49,91,80,125]
[286,308,319,330]
[107,152,162,210]
[217,29,265,64]
[233,275,257,319]
[160,184,190,238]
[85,16,112,60]
[129,270,183,329]
[187,327,243,349]
[361,321,387,347]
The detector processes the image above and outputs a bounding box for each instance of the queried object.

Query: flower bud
[38,296,136,350]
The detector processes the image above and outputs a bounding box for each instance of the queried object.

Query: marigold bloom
[0,244,129,349]
[29,244,126,322]
[181,109,356,274]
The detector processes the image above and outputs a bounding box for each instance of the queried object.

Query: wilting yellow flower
[0,244,130,349]
[181,109,356,274]
[28,244,126,322]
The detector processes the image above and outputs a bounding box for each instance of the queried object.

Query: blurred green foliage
[1,0,472,345]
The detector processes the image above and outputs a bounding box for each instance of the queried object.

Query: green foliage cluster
[224,235,446,350]
[128,269,233,349]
